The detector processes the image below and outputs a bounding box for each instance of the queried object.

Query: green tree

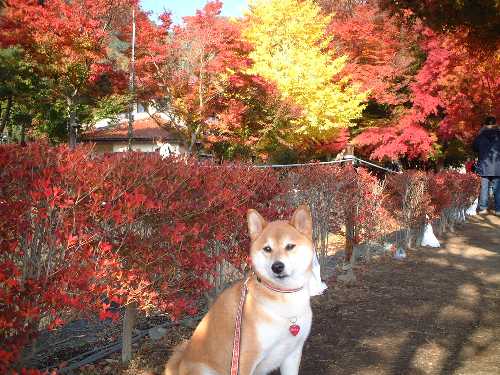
[0,47,50,142]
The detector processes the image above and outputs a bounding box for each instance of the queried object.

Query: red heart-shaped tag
[289,324,300,336]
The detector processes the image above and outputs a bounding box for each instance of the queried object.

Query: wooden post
[344,143,355,263]
[345,143,354,159]
[345,217,354,263]
[121,301,137,364]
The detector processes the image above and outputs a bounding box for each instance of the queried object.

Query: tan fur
[164,205,314,375]
[164,341,188,375]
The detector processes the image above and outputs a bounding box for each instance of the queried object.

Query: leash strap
[229,274,304,374]
[230,276,250,375]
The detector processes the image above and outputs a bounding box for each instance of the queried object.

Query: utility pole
[127,6,136,152]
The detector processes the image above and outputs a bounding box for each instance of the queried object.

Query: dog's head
[247,205,314,289]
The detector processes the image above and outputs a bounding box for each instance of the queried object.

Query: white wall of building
[110,141,186,155]
[112,142,157,153]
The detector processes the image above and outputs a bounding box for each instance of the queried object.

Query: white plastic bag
[420,223,440,248]
[394,247,407,259]
[309,251,328,296]
[466,198,478,216]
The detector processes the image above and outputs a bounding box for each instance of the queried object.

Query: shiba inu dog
[164,205,315,375]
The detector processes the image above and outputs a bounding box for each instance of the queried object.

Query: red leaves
[428,171,479,218]
[170,223,186,245]
[354,124,436,161]
[326,3,499,162]
[0,143,101,371]
[365,28,500,158]
[137,1,280,156]
[413,30,500,142]
[98,304,119,321]
[99,242,113,253]
[328,3,418,106]
[1,142,480,371]
[387,171,433,230]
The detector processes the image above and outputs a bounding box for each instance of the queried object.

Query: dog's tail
[164,340,188,375]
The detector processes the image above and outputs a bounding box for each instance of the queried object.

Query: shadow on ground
[113,215,499,375]
[294,214,500,375]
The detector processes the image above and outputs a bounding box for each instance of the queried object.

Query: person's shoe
[478,209,489,214]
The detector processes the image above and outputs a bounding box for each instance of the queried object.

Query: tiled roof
[81,116,181,142]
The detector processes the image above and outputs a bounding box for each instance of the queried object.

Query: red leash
[230,276,250,375]
[230,274,305,374]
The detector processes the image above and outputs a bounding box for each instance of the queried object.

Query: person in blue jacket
[473,116,500,215]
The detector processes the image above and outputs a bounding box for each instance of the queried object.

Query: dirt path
[301,214,500,375]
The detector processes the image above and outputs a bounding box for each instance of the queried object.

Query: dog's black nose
[271,261,285,274]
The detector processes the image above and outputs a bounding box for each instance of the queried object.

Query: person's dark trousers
[479,176,500,212]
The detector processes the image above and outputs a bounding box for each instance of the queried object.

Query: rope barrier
[353,157,400,174]
[255,159,349,169]
[254,156,400,174]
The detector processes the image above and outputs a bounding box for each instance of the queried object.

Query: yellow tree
[244,0,367,146]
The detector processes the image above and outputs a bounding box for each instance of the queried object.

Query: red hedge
[0,144,283,371]
[0,143,479,371]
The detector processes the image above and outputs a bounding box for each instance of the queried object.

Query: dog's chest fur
[248,288,312,373]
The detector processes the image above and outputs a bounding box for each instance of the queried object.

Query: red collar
[255,275,304,293]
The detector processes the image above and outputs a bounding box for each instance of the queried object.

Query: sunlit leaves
[244,0,367,145]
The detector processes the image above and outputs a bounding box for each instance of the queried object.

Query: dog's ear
[290,205,313,238]
[247,209,267,241]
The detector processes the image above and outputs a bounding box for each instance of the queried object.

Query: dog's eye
[263,246,272,253]
[285,243,296,251]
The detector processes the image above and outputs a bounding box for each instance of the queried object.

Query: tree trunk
[344,212,354,263]
[67,97,77,149]
[188,125,201,154]
[0,101,3,131]
[0,96,13,135]
[343,144,356,263]
[127,102,134,152]
[127,6,136,152]
[405,228,412,249]
[121,301,137,364]
[68,109,77,149]
[188,53,205,155]
[7,120,13,141]
[20,122,26,146]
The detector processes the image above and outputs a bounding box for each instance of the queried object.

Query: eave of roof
[81,116,183,142]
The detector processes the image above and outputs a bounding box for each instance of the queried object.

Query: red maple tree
[328,2,417,105]
[142,1,282,158]
[0,0,138,143]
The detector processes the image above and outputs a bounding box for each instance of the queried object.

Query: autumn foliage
[0,142,480,371]
[324,1,499,163]
[0,0,134,95]
[0,0,491,370]
[327,2,416,106]
[0,0,498,164]
[0,143,281,371]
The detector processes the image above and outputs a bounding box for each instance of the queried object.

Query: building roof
[81,116,182,142]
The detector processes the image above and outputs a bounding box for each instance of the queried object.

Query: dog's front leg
[279,344,304,375]
[238,358,259,375]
